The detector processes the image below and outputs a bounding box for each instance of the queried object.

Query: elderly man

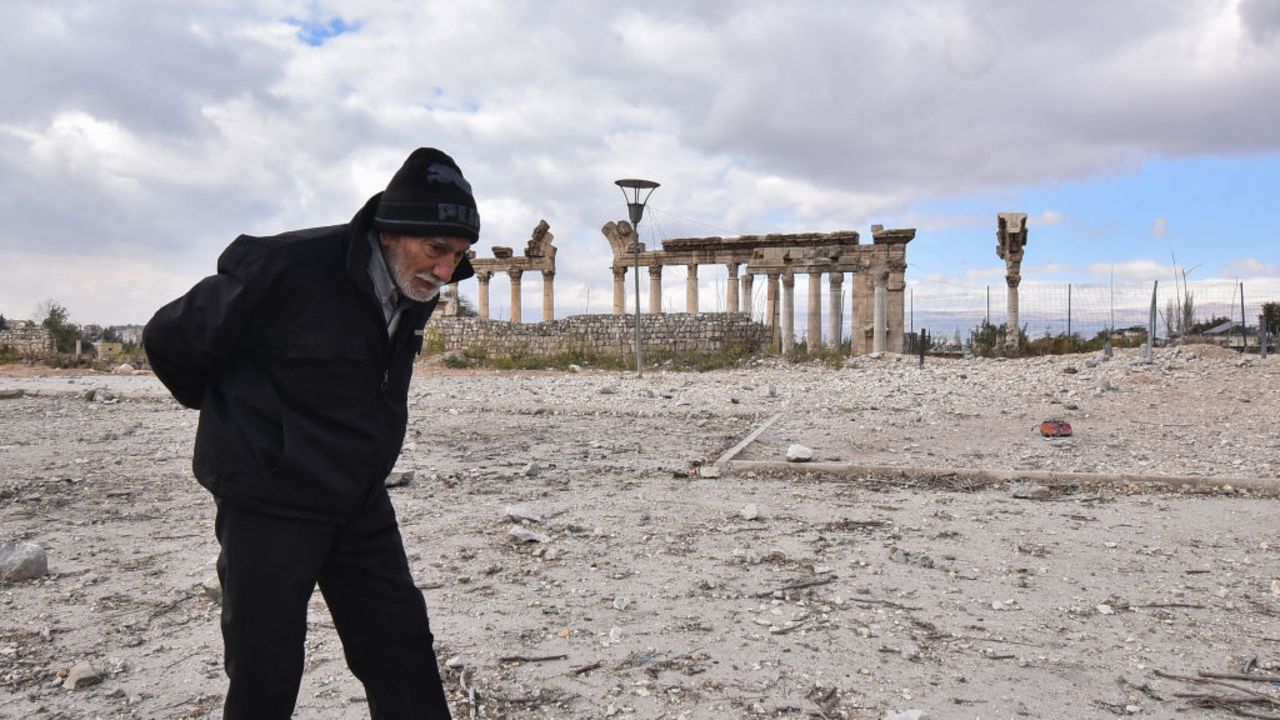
[144,148,477,718]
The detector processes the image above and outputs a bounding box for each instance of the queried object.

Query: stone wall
[426,313,771,358]
[0,326,54,357]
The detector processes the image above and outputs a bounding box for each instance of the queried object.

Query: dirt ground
[1,346,1278,720]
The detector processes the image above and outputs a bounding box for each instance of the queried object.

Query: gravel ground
[1,345,1278,720]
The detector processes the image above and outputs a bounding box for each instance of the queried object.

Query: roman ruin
[996,212,1029,349]
[601,221,914,354]
[453,220,558,323]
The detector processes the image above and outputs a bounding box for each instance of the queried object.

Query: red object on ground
[1039,420,1073,437]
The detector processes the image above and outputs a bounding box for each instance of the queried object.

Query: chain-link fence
[908,279,1278,348]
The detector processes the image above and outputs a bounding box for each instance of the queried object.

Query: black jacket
[144,194,474,521]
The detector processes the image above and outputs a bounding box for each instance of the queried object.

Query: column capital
[781,273,795,288]
[509,269,524,282]
[726,262,740,278]
[475,270,493,284]
[648,265,663,278]
[542,270,555,280]
[611,266,627,280]
[828,273,844,287]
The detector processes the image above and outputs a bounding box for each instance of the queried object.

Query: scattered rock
[201,575,222,604]
[1011,484,1052,500]
[0,541,48,581]
[567,364,582,373]
[697,465,721,478]
[0,388,24,400]
[63,660,102,690]
[598,385,619,395]
[785,444,813,462]
[1096,378,1114,393]
[1063,366,1079,374]
[507,527,552,544]
[741,504,761,521]
[445,655,465,669]
[888,546,936,569]
[384,470,414,488]
[83,387,119,403]
[112,364,135,375]
[767,384,777,398]
[522,462,542,477]
[1096,604,1115,615]
[612,596,631,611]
[1084,359,1098,368]
[885,709,928,720]
[505,505,542,523]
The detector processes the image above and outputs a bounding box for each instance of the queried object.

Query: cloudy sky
[2,0,1278,330]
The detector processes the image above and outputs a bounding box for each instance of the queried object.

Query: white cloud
[1220,257,1280,278]
[1150,216,1170,237]
[1,1,1277,324]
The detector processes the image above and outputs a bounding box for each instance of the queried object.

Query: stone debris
[0,541,48,581]
[697,464,720,478]
[504,505,542,523]
[112,363,135,375]
[785,443,813,462]
[885,710,928,720]
[0,388,24,399]
[82,387,119,403]
[888,545,937,569]
[740,503,761,521]
[1010,483,1052,500]
[507,527,552,544]
[384,470,415,488]
[62,660,102,690]
[567,364,582,373]
[201,575,222,604]
[522,462,542,477]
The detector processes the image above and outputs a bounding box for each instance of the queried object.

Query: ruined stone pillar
[726,263,740,314]
[850,270,872,355]
[807,273,823,349]
[686,264,699,314]
[828,273,844,348]
[541,271,555,322]
[996,212,1029,351]
[648,265,663,314]
[766,273,780,347]
[781,273,795,354]
[476,271,492,320]
[441,284,458,316]
[886,266,908,353]
[509,270,524,324]
[612,267,626,315]
[873,273,887,354]
[741,274,755,318]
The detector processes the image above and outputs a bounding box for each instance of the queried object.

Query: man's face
[379,233,470,302]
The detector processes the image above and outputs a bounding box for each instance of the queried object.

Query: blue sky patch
[286,15,361,47]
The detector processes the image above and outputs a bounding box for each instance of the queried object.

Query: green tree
[1263,302,1280,336]
[38,299,79,353]
[454,294,479,318]
[0,314,7,331]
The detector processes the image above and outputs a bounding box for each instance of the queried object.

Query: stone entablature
[601,222,914,355]
[0,326,55,357]
[426,313,769,358]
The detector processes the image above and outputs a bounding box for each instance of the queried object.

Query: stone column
[872,274,887,353]
[726,263,740,313]
[476,271,492,320]
[509,270,523,324]
[648,265,663,314]
[766,273,780,347]
[741,274,755,319]
[686,264,699,314]
[612,267,626,315]
[828,273,844,348]
[807,273,823,349]
[996,212,1029,351]
[541,271,555,322]
[781,273,795,354]
[851,271,872,355]
[886,266,908,353]
[442,284,458,316]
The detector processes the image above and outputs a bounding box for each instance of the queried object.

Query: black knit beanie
[373,147,480,242]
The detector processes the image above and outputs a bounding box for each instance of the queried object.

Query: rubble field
[1,345,1278,720]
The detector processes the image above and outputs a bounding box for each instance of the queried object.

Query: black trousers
[214,490,452,719]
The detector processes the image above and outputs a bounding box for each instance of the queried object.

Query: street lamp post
[614,179,659,378]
